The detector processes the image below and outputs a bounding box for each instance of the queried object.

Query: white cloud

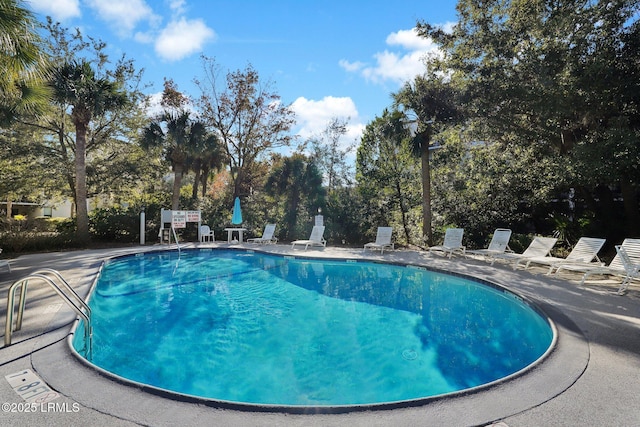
[142,91,198,118]
[143,92,164,118]
[169,0,187,14]
[28,0,81,21]
[386,28,436,50]
[291,96,358,137]
[290,96,364,153]
[340,25,452,86]
[86,0,157,36]
[133,31,154,44]
[361,49,431,84]
[155,18,216,61]
[338,59,365,73]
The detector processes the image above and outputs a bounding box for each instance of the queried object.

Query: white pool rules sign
[171,210,200,229]
[171,210,187,229]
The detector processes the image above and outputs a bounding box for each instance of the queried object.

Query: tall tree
[357,109,422,245]
[307,117,355,190]
[0,0,50,124]
[141,110,217,210]
[196,57,296,198]
[418,0,640,239]
[393,75,461,245]
[50,60,128,242]
[6,21,150,240]
[188,128,225,199]
[265,154,325,241]
[0,123,65,217]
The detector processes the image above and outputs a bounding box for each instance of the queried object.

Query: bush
[89,207,141,243]
[89,202,172,244]
[0,230,79,253]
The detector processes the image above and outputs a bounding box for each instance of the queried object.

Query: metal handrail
[14,269,91,329]
[4,270,92,359]
[172,226,181,255]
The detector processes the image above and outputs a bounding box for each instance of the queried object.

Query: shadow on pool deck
[0,243,639,427]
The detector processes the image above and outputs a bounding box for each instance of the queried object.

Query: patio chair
[429,228,465,258]
[615,245,640,295]
[291,226,326,250]
[491,236,558,268]
[364,227,394,254]
[0,248,10,273]
[247,224,278,244]
[555,238,640,287]
[199,225,215,242]
[466,228,512,261]
[515,237,606,274]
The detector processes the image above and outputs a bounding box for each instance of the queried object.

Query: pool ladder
[172,225,181,255]
[4,269,93,360]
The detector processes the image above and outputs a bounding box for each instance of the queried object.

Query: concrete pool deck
[0,243,638,426]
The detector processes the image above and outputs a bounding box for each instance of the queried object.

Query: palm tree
[0,0,50,124]
[141,111,217,209]
[393,75,461,246]
[50,60,128,243]
[265,154,325,241]
[188,131,225,199]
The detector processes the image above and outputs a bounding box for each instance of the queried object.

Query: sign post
[159,209,203,244]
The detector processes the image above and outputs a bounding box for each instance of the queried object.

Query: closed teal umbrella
[231,197,242,224]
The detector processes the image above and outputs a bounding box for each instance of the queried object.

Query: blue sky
[26,0,458,151]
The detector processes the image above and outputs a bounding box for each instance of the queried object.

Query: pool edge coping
[51,246,588,422]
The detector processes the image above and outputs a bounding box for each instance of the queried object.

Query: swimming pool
[72,249,554,410]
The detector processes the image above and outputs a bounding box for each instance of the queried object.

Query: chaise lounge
[429,228,465,258]
[490,236,558,268]
[555,238,640,289]
[247,224,278,244]
[466,228,512,262]
[615,245,640,295]
[291,226,326,250]
[515,237,605,274]
[363,227,394,254]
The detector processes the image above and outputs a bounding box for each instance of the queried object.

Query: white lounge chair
[0,248,10,273]
[491,236,558,268]
[466,228,512,261]
[291,226,326,250]
[199,225,215,242]
[515,237,605,274]
[247,224,278,244]
[429,228,465,258]
[615,245,640,295]
[364,227,394,254]
[555,238,640,287]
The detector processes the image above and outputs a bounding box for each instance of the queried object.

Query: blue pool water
[73,249,554,408]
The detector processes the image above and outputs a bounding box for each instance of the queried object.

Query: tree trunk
[5,199,12,219]
[286,189,299,241]
[75,120,90,244]
[191,160,202,200]
[171,164,184,210]
[394,180,412,245]
[201,166,210,197]
[420,133,432,246]
[233,167,244,199]
[620,179,640,237]
[192,166,201,200]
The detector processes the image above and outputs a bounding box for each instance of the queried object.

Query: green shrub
[0,231,79,253]
[89,207,140,243]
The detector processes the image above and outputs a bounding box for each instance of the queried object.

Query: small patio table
[224,227,247,243]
